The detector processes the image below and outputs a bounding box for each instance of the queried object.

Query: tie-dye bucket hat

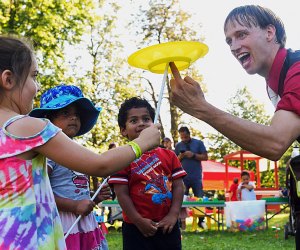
[29,85,101,136]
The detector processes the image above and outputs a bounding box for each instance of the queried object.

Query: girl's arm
[11,117,160,177]
[54,195,95,216]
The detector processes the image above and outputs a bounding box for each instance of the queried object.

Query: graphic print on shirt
[131,153,172,205]
[72,170,89,194]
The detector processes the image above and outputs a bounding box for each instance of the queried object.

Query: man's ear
[266,24,277,42]
[0,70,16,90]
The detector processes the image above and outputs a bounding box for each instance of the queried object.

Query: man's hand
[169,62,207,118]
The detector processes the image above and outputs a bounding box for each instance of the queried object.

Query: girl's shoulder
[0,115,61,158]
[3,115,48,137]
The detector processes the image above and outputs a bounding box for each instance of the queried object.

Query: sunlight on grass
[105,212,295,250]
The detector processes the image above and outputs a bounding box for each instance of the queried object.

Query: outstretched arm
[169,62,300,160]
[9,116,160,177]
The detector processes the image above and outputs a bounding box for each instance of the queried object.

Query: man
[169,5,300,246]
[175,126,208,230]
[169,5,300,161]
[175,126,208,198]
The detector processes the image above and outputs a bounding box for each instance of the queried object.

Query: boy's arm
[114,184,158,237]
[244,183,254,191]
[158,178,184,234]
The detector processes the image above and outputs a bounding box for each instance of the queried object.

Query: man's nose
[230,39,241,53]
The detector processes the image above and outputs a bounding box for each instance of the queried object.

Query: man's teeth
[237,53,248,60]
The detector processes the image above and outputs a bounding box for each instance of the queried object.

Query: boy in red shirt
[109,97,186,250]
[229,178,239,201]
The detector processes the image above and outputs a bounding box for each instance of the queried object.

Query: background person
[237,171,256,201]
[229,177,239,201]
[162,137,174,151]
[174,126,208,229]
[175,126,208,198]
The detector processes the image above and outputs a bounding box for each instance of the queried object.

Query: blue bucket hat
[29,85,101,136]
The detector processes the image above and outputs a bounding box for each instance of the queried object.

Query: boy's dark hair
[118,97,155,128]
[178,126,190,135]
[224,5,286,48]
[241,170,250,178]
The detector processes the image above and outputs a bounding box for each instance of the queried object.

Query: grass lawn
[105,213,295,250]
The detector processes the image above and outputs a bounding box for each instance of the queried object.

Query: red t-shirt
[229,183,238,201]
[108,147,186,223]
[267,48,300,114]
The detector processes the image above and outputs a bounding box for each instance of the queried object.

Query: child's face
[121,107,153,140]
[51,104,81,138]
[241,175,250,184]
[14,58,40,114]
[163,140,172,150]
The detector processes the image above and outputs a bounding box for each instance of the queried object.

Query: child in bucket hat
[30,85,110,249]
[30,85,101,136]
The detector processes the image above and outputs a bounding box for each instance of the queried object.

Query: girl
[30,84,110,250]
[0,35,160,250]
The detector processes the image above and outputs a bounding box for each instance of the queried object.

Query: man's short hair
[224,5,286,48]
[178,126,190,135]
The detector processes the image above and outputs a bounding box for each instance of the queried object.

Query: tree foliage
[129,0,207,144]
[0,0,95,92]
[207,86,271,161]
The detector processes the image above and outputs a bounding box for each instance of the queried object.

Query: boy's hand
[157,213,178,234]
[135,217,158,237]
[75,199,95,216]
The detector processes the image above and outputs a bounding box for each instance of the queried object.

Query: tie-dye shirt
[0,115,66,250]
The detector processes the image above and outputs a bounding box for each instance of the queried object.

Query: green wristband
[128,141,142,159]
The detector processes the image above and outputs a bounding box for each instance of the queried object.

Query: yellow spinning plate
[128,41,208,74]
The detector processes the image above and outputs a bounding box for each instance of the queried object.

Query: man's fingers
[169,62,182,80]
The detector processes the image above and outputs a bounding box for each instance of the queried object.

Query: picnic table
[100,197,289,231]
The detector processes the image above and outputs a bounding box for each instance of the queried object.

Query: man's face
[224,19,276,77]
[179,131,191,143]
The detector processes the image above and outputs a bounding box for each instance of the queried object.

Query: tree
[0,0,95,92]
[128,0,207,144]
[64,1,145,191]
[207,86,271,161]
